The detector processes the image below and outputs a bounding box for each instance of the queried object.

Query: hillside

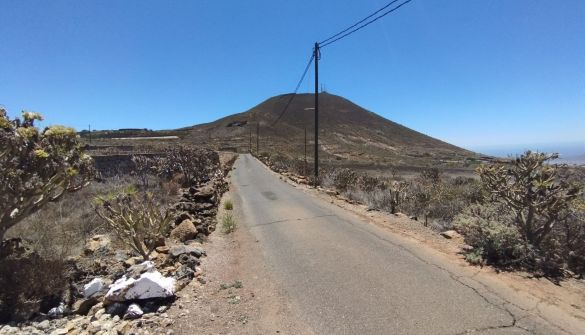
[184,93,482,170]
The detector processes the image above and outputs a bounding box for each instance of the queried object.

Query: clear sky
[1,0,583,154]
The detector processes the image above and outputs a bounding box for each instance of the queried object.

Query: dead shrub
[0,239,68,322]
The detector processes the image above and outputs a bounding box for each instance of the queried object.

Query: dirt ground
[167,189,314,335]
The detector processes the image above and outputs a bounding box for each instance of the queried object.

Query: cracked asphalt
[231,154,573,334]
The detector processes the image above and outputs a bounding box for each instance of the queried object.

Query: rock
[48,302,67,319]
[170,219,198,242]
[127,261,156,279]
[174,265,195,280]
[114,250,129,262]
[440,230,461,239]
[169,245,204,258]
[84,278,109,298]
[194,185,215,200]
[155,246,170,254]
[50,328,68,335]
[73,297,99,315]
[115,321,132,334]
[36,320,51,330]
[324,189,338,196]
[105,302,128,317]
[84,235,111,256]
[88,302,104,317]
[124,304,143,320]
[94,307,106,319]
[461,244,474,252]
[105,271,175,302]
[124,256,143,268]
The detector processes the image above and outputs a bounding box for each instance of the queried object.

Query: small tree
[94,188,172,260]
[477,151,581,248]
[0,109,94,242]
[131,155,156,188]
[158,145,219,187]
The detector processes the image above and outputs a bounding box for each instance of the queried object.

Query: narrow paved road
[231,154,569,335]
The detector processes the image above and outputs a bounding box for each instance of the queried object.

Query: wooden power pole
[314,42,320,185]
[256,122,259,155]
[304,127,307,176]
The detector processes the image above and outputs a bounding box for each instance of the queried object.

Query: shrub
[158,146,220,187]
[0,109,94,241]
[224,199,233,211]
[0,239,67,322]
[222,212,236,233]
[454,203,527,267]
[94,187,172,260]
[131,155,157,188]
[323,168,358,192]
[477,151,581,248]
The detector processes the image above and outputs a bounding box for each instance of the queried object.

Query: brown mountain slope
[184,93,481,169]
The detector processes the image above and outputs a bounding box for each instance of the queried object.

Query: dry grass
[222,213,236,234]
[6,174,178,260]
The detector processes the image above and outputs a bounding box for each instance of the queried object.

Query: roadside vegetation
[222,212,236,234]
[256,151,585,278]
[0,109,234,330]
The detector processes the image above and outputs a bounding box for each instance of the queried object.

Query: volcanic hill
[184,93,483,170]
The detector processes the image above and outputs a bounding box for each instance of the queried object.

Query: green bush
[224,199,233,211]
[454,203,527,267]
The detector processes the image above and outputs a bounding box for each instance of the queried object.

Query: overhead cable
[319,0,413,48]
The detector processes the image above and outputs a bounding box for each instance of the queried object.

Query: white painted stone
[124,303,144,319]
[84,278,108,298]
[105,271,175,302]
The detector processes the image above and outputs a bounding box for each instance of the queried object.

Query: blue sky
[1,0,583,154]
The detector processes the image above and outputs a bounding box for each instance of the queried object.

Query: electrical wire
[319,0,413,48]
[319,0,403,45]
[271,53,315,126]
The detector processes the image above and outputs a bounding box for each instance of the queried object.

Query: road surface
[230,154,574,335]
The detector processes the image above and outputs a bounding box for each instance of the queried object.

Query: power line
[271,53,315,126]
[319,0,413,48]
[319,0,403,45]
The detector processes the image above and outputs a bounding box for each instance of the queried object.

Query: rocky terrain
[0,151,236,335]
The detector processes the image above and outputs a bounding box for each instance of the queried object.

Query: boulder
[168,245,205,258]
[48,302,68,319]
[123,304,143,320]
[440,230,461,239]
[170,219,198,242]
[194,185,215,200]
[126,261,156,279]
[155,246,170,254]
[73,297,99,316]
[105,302,128,317]
[105,271,175,302]
[84,235,111,256]
[84,278,109,298]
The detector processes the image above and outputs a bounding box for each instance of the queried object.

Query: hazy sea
[470,143,585,165]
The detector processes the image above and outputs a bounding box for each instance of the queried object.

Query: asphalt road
[231,154,570,335]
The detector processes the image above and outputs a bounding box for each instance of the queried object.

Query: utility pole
[256,122,259,155]
[314,42,320,185]
[304,127,307,176]
[88,124,92,144]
